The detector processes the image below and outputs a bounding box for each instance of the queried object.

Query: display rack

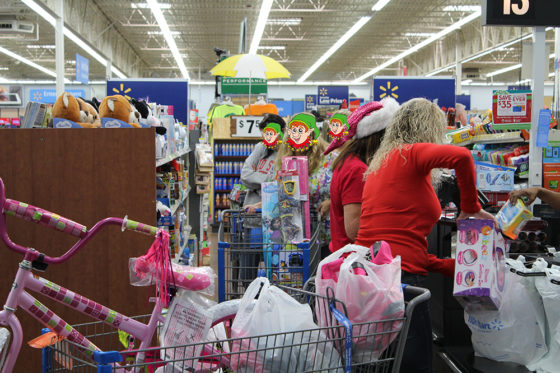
[454,131,528,147]
[156,147,191,167]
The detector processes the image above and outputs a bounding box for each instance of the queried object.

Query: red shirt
[329,155,367,252]
[355,143,481,277]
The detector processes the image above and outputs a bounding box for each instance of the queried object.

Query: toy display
[286,113,318,151]
[99,94,142,128]
[77,97,101,127]
[52,92,99,128]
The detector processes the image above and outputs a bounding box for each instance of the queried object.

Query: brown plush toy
[52,92,98,128]
[99,95,142,128]
[77,97,101,127]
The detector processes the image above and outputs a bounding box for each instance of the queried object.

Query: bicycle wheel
[0,327,11,371]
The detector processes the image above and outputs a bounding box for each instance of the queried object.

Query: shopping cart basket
[217,209,322,302]
[42,282,430,373]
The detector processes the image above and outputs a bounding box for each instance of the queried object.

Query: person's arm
[426,255,455,278]
[413,143,481,214]
[240,143,270,190]
[343,203,361,241]
[510,187,560,210]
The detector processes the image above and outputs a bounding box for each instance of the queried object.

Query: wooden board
[0,129,156,372]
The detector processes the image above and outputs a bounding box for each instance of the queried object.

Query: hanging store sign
[75,53,89,85]
[305,94,317,111]
[29,89,85,104]
[373,76,456,110]
[482,0,560,27]
[317,86,348,106]
[221,77,268,95]
[492,90,532,129]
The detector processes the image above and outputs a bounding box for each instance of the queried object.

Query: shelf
[170,186,190,215]
[454,131,527,146]
[214,155,250,160]
[156,147,191,167]
[214,173,240,177]
[215,189,232,193]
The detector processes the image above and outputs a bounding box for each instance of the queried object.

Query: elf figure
[262,122,283,149]
[328,113,349,140]
[286,113,319,152]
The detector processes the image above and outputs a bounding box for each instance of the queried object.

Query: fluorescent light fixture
[132,2,171,9]
[298,16,371,82]
[0,79,107,85]
[404,32,436,37]
[426,66,452,77]
[0,67,9,71]
[371,0,391,12]
[0,46,57,78]
[486,63,522,77]
[147,0,189,79]
[111,66,127,79]
[267,18,301,25]
[354,10,481,83]
[190,80,369,86]
[258,46,286,50]
[249,0,274,54]
[443,5,481,12]
[549,72,555,78]
[147,30,180,35]
[461,79,472,85]
[26,44,56,49]
[514,79,531,85]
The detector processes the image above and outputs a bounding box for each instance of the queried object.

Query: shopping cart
[217,209,322,302]
[42,281,430,373]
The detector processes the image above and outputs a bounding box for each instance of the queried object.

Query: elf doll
[286,112,319,152]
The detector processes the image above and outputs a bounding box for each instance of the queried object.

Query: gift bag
[230,278,343,373]
[464,260,547,368]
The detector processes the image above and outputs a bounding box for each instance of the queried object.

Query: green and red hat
[288,113,319,139]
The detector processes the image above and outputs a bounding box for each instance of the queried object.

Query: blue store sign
[317,86,348,106]
[29,89,86,104]
[75,53,89,85]
[373,77,456,109]
[305,94,317,110]
[107,79,189,124]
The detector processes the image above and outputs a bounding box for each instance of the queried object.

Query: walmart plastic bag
[464,258,547,368]
[533,262,560,373]
[230,277,343,373]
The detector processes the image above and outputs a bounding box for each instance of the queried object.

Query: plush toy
[77,97,100,127]
[52,92,98,128]
[99,95,142,128]
[131,98,166,134]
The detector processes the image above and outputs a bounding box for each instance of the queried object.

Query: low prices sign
[230,116,263,137]
[492,90,532,128]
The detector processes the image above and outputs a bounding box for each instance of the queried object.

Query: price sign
[231,116,263,138]
[492,90,532,128]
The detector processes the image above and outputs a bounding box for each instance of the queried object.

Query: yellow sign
[379,81,399,99]
[112,83,132,100]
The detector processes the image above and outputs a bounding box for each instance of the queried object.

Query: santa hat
[324,97,400,155]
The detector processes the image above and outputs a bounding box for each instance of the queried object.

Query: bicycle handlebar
[0,178,159,265]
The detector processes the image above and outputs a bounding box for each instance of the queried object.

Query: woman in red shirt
[326,98,400,253]
[355,98,494,373]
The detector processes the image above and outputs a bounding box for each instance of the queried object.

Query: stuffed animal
[77,97,100,127]
[99,95,141,128]
[52,92,98,128]
[131,98,166,134]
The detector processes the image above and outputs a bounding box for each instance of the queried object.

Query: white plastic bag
[230,278,342,373]
[533,263,560,373]
[464,259,547,368]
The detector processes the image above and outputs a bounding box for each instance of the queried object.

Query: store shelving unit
[156,147,191,167]
[453,131,528,147]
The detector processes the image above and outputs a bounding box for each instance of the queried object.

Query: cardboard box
[195,174,210,185]
[213,117,232,139]
[196,184,210,194]
[453,219,506,310]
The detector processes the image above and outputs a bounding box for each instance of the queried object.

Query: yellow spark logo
[307,95,314,103]
[379,81,399,99]
[32,91,42,101]
[320,88,328,96]
[112,83,132,100]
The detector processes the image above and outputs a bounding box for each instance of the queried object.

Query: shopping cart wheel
[0,328,10,370]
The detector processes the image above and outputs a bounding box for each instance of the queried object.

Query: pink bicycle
[0,177,241,372]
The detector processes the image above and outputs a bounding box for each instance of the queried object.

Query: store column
[55,0,64,95]
[529,27,546,188]
[555,28,560,118]
[456,38,462,95]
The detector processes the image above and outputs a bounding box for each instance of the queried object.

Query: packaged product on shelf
[475,162,515,192]
[453,219,506,310]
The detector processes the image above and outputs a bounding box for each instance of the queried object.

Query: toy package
[261,182,280,280]
[281,156,311,239]
[496,199,533,239]
[475,161,515,192]
[277,169,304,243]
[453,219,506,310]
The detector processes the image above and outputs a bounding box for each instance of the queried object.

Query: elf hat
[330,113,349,131]
[289,112,319,139]
[264,122,283,139]
[324,97,400,155]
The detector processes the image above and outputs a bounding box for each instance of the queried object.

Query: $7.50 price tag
[232,116,263,138]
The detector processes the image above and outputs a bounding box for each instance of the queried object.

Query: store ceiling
[0,0,556,84]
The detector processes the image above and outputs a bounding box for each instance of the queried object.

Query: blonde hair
[276,131,327,175]
[365,98,446,177]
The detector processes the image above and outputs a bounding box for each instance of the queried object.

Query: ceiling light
[549,72,555,78]
[267,18,301,25]
[461,79,473,85]
[146,0,189,79]
[486,63,522,77]
[443,5,481,12]
[354,10,481,83]
[249,0,274,54]
[425,66,452,77]
[404,32,436,37]
[147,30,180,35]
[21,0,128,78]
[131,2,171,9]
[0,46,56,78]
[298,16,371,82]
[371,0,391,12]
[0,67,9,71]
[258,46,286,50]
[26,44,56,49]
[514,79,531,85]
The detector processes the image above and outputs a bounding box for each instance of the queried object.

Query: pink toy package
[453,219,506,310]
[281,156,310,239]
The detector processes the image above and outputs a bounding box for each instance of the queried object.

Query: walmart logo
[112,83,132,100]
[307,95,314,103]
[491,319,504,331]
[379,81,399,99]
[32,91,42,102]
[320,88,328,96]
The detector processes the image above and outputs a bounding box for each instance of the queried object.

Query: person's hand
[509,187,539,205]
[318,199,331,218]
[245,202,262,213]
[458,209,499,229]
